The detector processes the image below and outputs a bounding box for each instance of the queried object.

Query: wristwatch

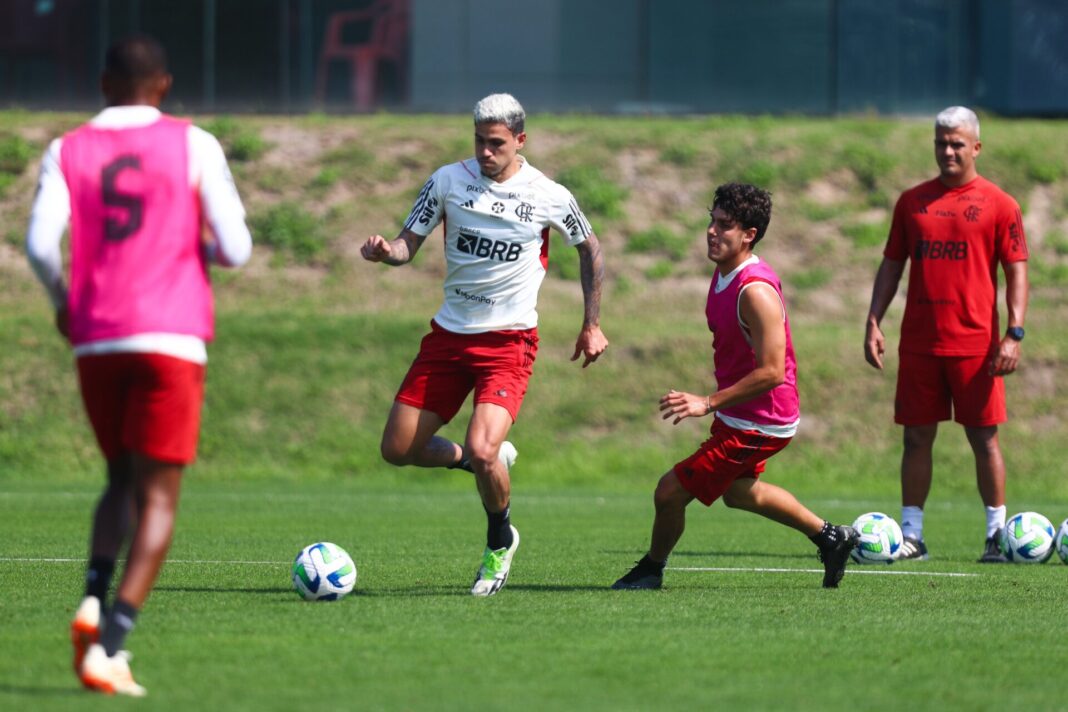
[1006,326,1025,342]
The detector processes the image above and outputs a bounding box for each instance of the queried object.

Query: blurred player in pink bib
[26,35,251,696]
[361,93,608,597]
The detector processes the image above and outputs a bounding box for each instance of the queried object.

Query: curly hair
[711,182,773,246]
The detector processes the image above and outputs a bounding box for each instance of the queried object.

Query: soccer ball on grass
[292,542,357,601]
[1050,518,1068,563]
[1055,519,1068,565]
[999,512,1055,563]
[849,512,903,564]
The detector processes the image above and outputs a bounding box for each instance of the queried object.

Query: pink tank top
[705,258,800,426]
[60,116,212,346]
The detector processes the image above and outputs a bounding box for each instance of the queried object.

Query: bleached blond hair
[935,106,980,138]
[473,93,525,135]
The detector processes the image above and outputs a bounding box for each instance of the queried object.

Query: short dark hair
[104,34,169,84]
[711,182,773,245]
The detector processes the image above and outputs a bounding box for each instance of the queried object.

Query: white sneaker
[70,596,100,673]
[79,643,146,697]
[471,525,520,597]
[498,441,517,471]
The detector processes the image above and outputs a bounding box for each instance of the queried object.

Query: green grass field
[3,477,1067,710]
[3,110,1068,709]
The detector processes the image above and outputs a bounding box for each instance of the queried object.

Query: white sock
[985,505,1006,539]
[901,506,924,540]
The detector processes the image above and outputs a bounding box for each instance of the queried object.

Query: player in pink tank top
[613,183,859,591]
[25,36,250,697]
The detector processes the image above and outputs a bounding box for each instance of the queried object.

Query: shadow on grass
[602,549,814,560]
[0,683,83,697]
[506,583,616,592]
[156,585,292,594]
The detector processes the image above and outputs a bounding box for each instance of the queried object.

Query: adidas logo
[460,200,475,209]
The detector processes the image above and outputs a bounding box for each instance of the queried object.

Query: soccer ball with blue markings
[1055,519,1068,565]
[292,542,357,601]
[999,512,1055,563]
[849,512,902,564]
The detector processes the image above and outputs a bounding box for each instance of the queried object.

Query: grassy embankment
[2,112,1067,502]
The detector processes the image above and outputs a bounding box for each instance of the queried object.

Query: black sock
[638,554,666,573]
[100,599,139,657]
[809,520,839,549]
[486,504,513,551]
[85,557,115,605]
[447,453,474,473]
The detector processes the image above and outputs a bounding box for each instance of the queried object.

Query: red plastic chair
[315,0,409,110]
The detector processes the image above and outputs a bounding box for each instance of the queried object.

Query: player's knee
[380,441,413,467]
[653,473,684,511]
[902,427,937,452]
[465,443,498,473]
[722,489,743,509]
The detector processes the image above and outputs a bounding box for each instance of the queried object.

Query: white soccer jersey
[404,157,592,334]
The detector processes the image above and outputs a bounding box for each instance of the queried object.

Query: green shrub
[548,250,581,281]
[1046,230,1068,256]
[251,202,327,262]
[0,133,34,175]
[660,143,699,167]
[841,221,889,248]
[644,260,674,280]
[791,266,832,290]
[311,167,341,190]
[555,166,627,220]
[839,141,893,190]
[202,117,268,162]
[738,159,779,189]
[626,225,692,259]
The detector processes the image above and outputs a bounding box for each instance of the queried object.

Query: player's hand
[571,325,608,368]
[659,389,711,425]
[54,306,70,341]
[864,319,886,370]
[360,235,393,262]
[989,337,1021,376]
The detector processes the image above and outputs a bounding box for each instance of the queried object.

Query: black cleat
[978,529,1008,563]
[817,525,859,588]
[897,535,929,561]
[611,560,664,590]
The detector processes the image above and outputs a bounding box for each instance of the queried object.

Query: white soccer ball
[291,542,357,601]
[999,512,1055,563]
[849,512,903,564]
[1053,518,1068,565]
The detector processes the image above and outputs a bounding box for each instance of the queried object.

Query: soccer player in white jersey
[361,93,608,597]
[26,36,251,695]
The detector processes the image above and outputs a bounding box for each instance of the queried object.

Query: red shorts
[895,351,1005,427]
[395,321,538,423]
[673,418,792,506]
[77,352,206,465]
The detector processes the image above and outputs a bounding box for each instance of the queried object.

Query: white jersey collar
[89,105,163,129]
[714,254,760,293]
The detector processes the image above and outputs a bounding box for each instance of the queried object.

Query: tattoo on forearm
[384,232,426,266]
[578,237,605,326]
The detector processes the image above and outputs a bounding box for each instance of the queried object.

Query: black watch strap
[1006,326,1025,341]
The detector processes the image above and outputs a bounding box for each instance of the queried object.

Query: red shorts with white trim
[895,351,1005,427]
[76,352,206,465]
[395,321,538,423]
[673,418,792,506]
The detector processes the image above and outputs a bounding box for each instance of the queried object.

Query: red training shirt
[885,175,1028,356]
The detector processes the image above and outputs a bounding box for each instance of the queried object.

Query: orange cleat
[70,596,100,674]
[79,643,146,697]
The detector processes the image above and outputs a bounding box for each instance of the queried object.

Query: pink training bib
[705,258,800,426]
[61,115,212,345]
